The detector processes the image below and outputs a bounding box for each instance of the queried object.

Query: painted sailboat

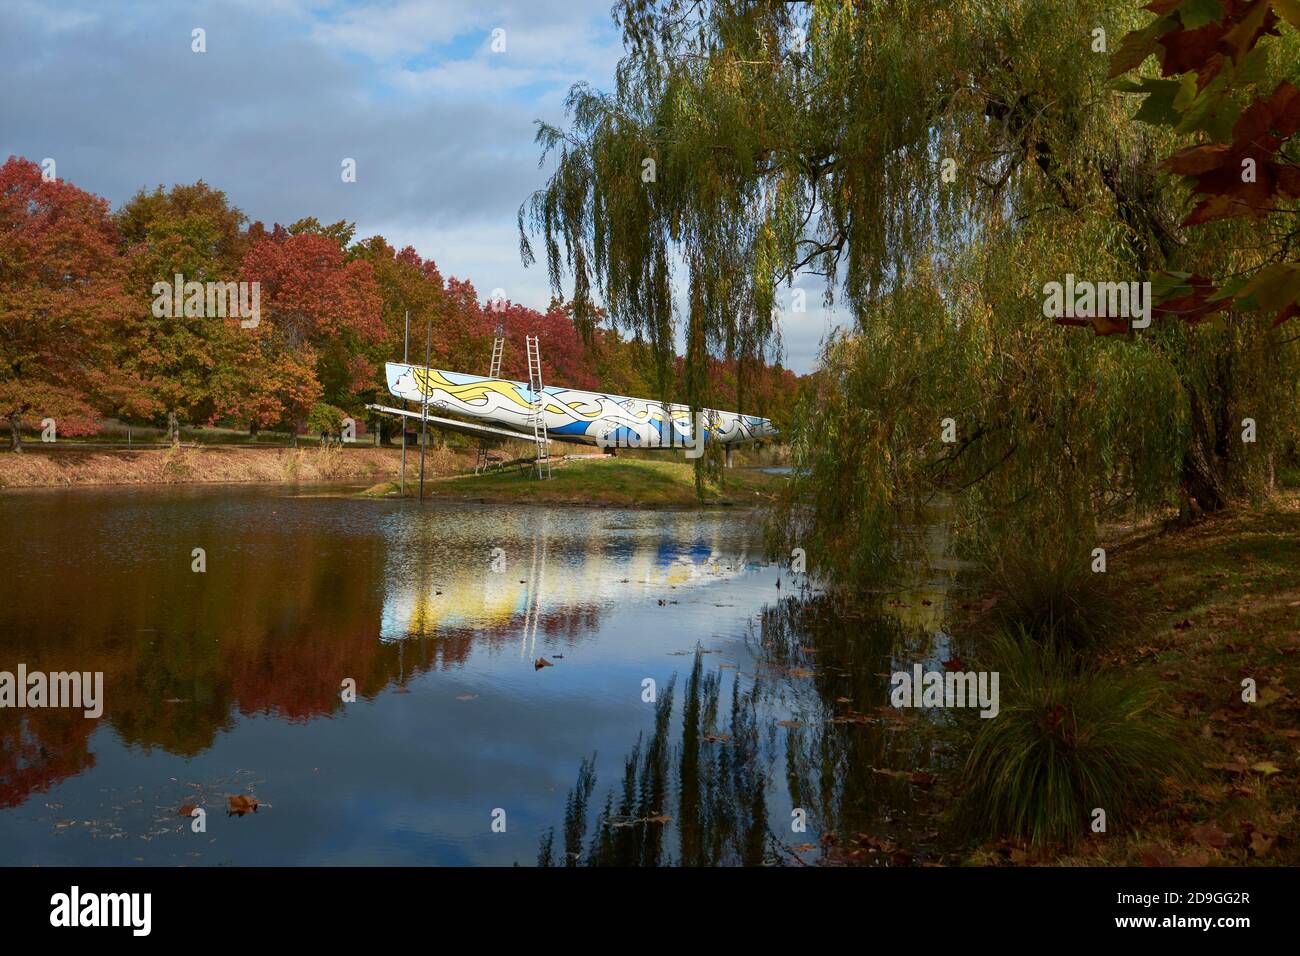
[369,362,778,450]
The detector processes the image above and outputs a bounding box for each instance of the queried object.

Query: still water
[0,483,956,866]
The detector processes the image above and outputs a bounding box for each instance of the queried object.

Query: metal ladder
[525,335,551,479]
[474,335,506,474]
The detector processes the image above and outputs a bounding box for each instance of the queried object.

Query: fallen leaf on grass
[1139,846,1174,866]
[1249,831,1276,858]
[1256,686,1286,706]
[1190,823,1228,848]
[1251,761,1282,775]
[1204,758,1250,774]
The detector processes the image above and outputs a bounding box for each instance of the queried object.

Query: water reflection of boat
[378,513,764,643]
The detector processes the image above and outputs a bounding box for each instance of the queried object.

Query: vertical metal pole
[400,310,409,496]
[418,317,431,501]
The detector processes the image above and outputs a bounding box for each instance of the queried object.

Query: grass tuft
[955,630,1194,848]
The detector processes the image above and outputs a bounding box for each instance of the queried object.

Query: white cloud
[310,1,486,59]
[0,0,835,373]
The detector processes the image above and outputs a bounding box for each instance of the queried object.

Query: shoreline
[0,445,785,507]
[949,489,1300,866]
[0,444,408,491]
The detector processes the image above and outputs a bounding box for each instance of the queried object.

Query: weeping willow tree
[521,0,1300,588]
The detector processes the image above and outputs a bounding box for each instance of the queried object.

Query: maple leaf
[227,794,259,816]
[1157,20,1230,78]
[1190,821,1229,847]
[1151,274,1231,323]
[1234,80,1300,144]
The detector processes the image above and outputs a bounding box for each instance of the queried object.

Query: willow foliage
[523,0,1299,589]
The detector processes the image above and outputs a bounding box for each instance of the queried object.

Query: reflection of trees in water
[765,597,928,846]
[543,595,954,866]
[538,650,771,866]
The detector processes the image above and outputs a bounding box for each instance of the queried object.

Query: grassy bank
[1,444,785,507]
[363,456,785,507]
[949,491,1300,866]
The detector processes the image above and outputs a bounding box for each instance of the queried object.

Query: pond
[0,483,961,866]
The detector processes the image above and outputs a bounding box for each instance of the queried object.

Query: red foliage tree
[238,229,383,438]
[0,157,129,450]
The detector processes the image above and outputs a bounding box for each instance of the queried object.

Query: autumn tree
[113,181,252,442]
[0,157,129,451]
[352,236,448,440]
[524,0,1298,584]
[240,226,383,443]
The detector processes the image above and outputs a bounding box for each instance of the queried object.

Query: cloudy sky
[1,0,843,373]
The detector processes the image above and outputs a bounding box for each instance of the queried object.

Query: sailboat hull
[384,363,777,448]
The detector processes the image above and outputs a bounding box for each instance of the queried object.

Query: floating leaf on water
[227,795,259,816]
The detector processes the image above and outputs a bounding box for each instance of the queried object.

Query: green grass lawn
[363,455,785,507]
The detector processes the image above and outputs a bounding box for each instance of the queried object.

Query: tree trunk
[249,420,260,440]
[167,410,180,446]
[1180,389,1229,517]
[9,415,22,453]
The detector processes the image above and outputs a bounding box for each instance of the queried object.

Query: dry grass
[0,444,451,489]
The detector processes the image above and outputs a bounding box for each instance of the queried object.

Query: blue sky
[1,0,841,373]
